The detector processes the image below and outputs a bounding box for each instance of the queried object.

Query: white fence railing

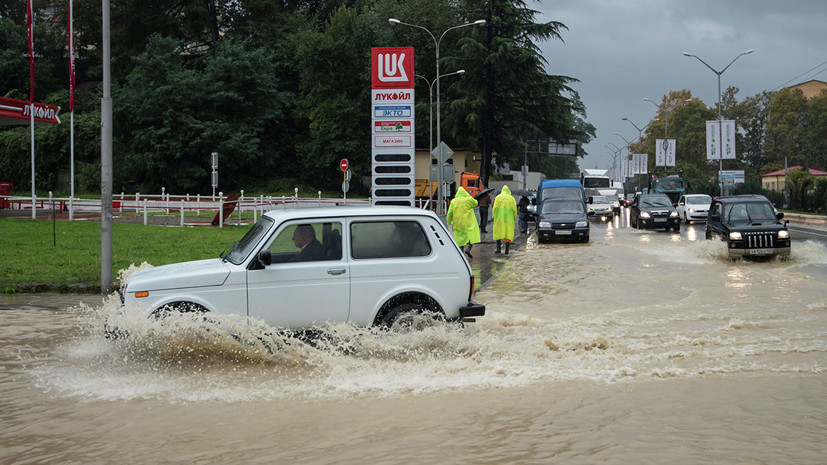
[0,191,377,227]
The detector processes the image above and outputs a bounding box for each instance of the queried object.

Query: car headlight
[640,212,651,219]
[778,230,790,239]
[688,208,696,213]
[729,231,743,240]
[670,211,678,218]
[539,221,550,228]
[575,220,588,228]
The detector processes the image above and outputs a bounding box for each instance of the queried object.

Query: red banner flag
[68,1,75,112]
[27,0,34,102]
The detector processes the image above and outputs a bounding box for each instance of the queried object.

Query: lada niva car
[705,195,791,258]
[110,206,485,334]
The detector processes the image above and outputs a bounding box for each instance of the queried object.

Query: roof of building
[762,165,827,177]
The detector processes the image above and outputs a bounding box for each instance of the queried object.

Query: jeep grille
[745,232,774,248]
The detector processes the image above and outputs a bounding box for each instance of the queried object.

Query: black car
[705,195,791,258]
[629,193,680,231]
[536,198,592,243]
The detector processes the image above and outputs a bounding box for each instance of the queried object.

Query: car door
[706,202,726,239]
[676,196,686,219]
[247,220,350,328]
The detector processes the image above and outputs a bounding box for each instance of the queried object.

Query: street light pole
[683,49,753,195]
[614,132,633,186]
[389,18,486,215]
[416,70,465,204]
[622,117,658,175]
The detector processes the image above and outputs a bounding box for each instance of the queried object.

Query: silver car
[676,194,712,224]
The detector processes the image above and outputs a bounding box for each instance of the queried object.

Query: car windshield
[640,196,672,208]
[654,178,683,190]
[725,202,776,225]
[592,196,609,204]
[225,217,273,264]
[543,200,585,214]
[686,195,712,205]
[542,186,582,201]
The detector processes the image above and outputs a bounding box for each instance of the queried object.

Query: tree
[803,88,827,170]
[443,0,588,186]
[114,35,290,193]
[765,88,807,171]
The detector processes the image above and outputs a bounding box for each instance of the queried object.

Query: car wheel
[380,303,444,332]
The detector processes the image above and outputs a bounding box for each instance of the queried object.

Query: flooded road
[2,215,826,464]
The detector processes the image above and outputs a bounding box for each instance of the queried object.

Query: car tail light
[469,275,476,299]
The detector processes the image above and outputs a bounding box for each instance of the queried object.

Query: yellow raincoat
[446,187,480,246]
[493,185,518,242]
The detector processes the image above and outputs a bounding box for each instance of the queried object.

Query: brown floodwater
[1,220,826,464]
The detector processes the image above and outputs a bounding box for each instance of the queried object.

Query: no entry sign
[340,158,349,171]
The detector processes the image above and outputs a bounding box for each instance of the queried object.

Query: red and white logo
[374,121,411,133]
[372,47,414,89]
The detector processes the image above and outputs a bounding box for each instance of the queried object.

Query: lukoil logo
[377,53,408,83]
[374,91,411,101]
[372,47,414,89]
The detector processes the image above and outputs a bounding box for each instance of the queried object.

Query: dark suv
[705,195,791,258]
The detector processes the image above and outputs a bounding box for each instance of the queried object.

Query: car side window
[351,221,431,259]
[267,222,342,263]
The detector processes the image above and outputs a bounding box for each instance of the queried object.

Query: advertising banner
[656,139,676,167]
[707,120,736,160]
[632,153,648,174]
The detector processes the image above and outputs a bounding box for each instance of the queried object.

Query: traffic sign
[342,180,350,193]
[340,158,349,171]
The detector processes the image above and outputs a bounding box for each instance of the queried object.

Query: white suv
[112,206,484,333]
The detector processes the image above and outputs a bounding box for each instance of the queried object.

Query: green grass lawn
[0,218,249,293]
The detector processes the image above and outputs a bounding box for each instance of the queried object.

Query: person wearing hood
[493,185,518,254]
[446,186,481,258]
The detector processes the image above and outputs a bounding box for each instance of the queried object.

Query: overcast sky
[533,0,827,172]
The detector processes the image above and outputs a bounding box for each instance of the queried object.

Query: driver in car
[290,224,328,262]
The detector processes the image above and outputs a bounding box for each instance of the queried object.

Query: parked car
[587,195,614,220]
[629,193,680,231]
[675,194,712,223]
[705,195,791,258]
[108,207,485,335]
[536,198,592,243]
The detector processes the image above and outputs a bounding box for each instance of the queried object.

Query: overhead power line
[772,59,827,91]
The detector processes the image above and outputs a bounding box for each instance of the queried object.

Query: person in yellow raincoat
[493,185,518,254]
[446,186,480,258]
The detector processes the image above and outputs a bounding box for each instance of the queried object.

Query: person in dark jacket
[290,224,327,262]
[477,190,492,233]
[518,196,530,233]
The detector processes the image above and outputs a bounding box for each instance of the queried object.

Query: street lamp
[683,49,753,194]
[415,70,465,154]
[614,132,633,182]
[389,17,486,215]
[415,70,465,202]
[643,97,693,139]
[622,116,659,174]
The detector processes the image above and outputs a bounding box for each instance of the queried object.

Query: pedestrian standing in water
[446,186,481,258]
[477,189,492,233]
[493,185,518,254]
[518,194,530,233]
